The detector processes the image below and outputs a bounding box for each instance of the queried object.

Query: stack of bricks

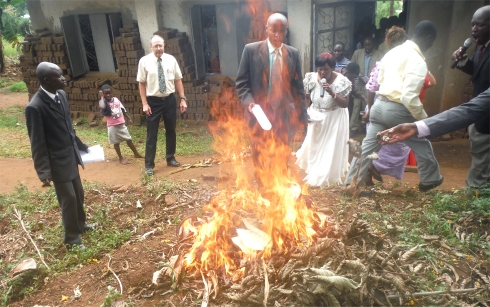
[207,75,243,122]
[19,28,71,102]
[111,22,145,124]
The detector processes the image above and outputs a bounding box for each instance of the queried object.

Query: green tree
[1,0,31,72]
[375,0,403,28]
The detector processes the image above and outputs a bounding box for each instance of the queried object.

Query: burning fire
[183,115,322,277]
[179,1,324,296]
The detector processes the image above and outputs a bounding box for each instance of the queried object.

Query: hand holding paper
[80,145,105,164]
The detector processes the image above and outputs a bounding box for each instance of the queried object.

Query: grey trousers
[345,99,442,186]
[466,124,490,188]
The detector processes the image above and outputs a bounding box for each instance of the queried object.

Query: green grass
[0,183,136,304]
[0,106,215,158]
[7,81,27,93]
[1,38,22,57]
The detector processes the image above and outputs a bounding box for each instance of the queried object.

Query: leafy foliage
[375,0,403,27]
[0,0,30,44]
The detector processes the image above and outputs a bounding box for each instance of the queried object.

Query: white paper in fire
[232,218,271,255]
[80,145,105,164]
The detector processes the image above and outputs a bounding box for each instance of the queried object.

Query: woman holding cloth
[295,52,352,187]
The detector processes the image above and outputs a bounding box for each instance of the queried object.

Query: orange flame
[183,0,317,278]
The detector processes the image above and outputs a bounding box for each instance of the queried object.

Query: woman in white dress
[295,52,352,187]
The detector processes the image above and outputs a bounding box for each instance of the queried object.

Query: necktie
[157,58,166,93]
[477,45,485,63]
[269,49,282,109]
[55,94,65,116]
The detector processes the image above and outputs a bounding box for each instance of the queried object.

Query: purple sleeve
[365,61,382,93]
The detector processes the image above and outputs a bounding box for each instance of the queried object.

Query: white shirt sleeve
[401,58,428,120]
[136,58,147,83]
[415,120,431,138]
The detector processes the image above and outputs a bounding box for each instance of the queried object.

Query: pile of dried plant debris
[148,191,489,307]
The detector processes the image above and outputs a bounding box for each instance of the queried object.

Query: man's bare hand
[143,103,152,116]
[41,178,52,187]
[378,123,418,145]
[180,100,187,113]
[452,47,468,62]
[248,102,256,113]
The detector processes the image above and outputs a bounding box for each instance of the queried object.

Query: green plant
[100,286,121,307]
[6,81,27,92]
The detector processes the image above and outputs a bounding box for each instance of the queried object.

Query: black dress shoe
[167,159,181,167]
[419,177,444,192]
[66,243,86,251]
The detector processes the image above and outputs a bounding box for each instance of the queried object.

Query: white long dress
[295,72,351,187]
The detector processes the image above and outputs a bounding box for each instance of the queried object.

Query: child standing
[99,84,144,164]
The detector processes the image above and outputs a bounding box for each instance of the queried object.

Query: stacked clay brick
[111,22,145,124]
[20,28,72,102]
[19,26,246,124]
[207,75,243,122]
[158,28,210,121]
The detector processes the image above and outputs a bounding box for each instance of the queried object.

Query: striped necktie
[157,58,166,93]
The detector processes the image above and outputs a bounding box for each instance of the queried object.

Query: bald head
[36,62,65,93]
[472,5,490,45]
[36,62,60,80]
[266,13,288,48]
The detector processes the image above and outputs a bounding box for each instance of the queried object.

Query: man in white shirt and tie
[137,32,188,176]
[344,21,444,193]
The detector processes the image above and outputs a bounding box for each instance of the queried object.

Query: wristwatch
[180,97,187,101]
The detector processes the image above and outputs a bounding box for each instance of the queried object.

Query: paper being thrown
[81,145,105,164]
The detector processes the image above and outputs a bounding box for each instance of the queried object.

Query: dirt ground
[1,92,485,307]
[0,92,472,194]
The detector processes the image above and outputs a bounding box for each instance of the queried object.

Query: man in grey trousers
[345,20,444,192]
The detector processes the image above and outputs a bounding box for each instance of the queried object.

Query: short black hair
[334,42,345,50]
[346,62,360,75]
[315,52,336,69]
[101,84,112,91]
[379,18,389,29]
[413,20,437,40]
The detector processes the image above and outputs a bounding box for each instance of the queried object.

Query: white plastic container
[251,104,272,131]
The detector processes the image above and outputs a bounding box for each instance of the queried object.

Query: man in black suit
[452,5,490,189]
[236,13,307,185]
[25,62,90,250]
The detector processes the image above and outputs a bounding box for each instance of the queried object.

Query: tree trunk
[0,34,4,73]
[389,0,395,16]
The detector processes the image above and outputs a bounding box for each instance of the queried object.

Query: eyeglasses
[151,44,164,49]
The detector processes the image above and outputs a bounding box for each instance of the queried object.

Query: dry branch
[107,255,123,295]
[12,207,50,270]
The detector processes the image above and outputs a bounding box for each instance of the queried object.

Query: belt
[148,93,174,100]
[312,105,340,113]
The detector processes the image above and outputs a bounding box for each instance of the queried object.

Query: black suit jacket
[25,89,88,183]
[236,40,307,133]
[457,44,489,134]
[425,88,490,139]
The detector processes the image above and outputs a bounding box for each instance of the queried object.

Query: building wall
[26,0,136,33]
[407,0,485,115]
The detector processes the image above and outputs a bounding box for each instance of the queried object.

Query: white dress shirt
[377,40,428,120]
[136,52,183,98]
